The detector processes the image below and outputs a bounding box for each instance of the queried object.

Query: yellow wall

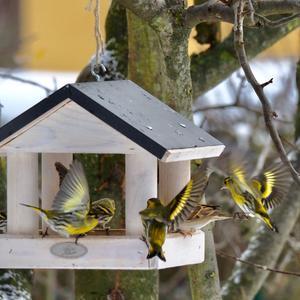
[18,0,300,71]
[19,0,110,70]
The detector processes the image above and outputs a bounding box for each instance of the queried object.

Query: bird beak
[220,186,227,191]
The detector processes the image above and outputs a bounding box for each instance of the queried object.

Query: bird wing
[166,165,209,224]
[231,162,248,186]
[55,162,69,187]
[250,163,291,209]
[52,160,90,216]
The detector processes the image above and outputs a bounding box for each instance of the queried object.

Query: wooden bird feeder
[0,80,224,270]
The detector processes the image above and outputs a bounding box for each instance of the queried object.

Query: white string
[88,0,106,81]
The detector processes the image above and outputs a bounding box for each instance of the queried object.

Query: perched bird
[179,204,232,234]
[222,161,291,233]
[21,160,114,243]
[143,219,167,261]
[55,162,115,231]
[140,165,209,261]
[0,212,7,233]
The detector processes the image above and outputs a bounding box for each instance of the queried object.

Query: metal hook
[91,62,107,82]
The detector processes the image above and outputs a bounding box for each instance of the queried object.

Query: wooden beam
[0,101,145,154]
[125,152,157,235]
[159,161,191,204]
[160,145,225,162]
[0,232,204,269]
[7,153,39,234]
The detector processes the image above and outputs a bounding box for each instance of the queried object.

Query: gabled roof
[0,80,224,162]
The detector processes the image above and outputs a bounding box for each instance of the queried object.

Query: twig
[193,101,292,124]
[255,13,300,28]
[0,73,52,96]
[233,0,300,185]
[217,250,300,277]
[251,135,272,177]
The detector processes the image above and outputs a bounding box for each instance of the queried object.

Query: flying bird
[55,162,115,231]
[21,160,115,243]
[222,160,291,233]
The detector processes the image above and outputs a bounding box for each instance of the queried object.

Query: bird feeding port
[0,80,224,270]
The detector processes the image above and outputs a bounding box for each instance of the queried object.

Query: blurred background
[0,1,299,300]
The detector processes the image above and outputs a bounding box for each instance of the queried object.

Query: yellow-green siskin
[139,165,209,261]
[0,212,7,233]
[21,160,115,243]
[222,161,291,233]
[143,219,167,261]
[55,162,115,230]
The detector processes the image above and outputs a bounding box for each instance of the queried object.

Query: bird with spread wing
[140,164,231,261]
[222,159,291,233]
[21,160,115,243]
[55,162,115,232]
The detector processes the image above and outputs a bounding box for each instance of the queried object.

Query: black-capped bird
[222,161,291,233]
[21,160,115,243]
[140,164,209,261]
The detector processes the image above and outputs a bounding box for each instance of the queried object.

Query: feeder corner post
[159,160,191,203]
[7,152,39,234]
[125,152,157,235]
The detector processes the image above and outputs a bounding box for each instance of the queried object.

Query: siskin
[0,212,7,233]
[179,204,232,234]
[222,161,291,233]
[139,164,209,261]
[21,160,115,243]
[55,162,115,231]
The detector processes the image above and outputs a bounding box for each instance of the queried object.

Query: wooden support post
[159,160,191,204]
[125,152,157,235]
[7,153,39,234]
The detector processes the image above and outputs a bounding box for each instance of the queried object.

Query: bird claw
[41,228,49,238]
[176,229,193,238]
[75,233,86,244]
[139,235,149,248]
[233,212,250,220]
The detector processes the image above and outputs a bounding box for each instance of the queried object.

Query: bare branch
[185,0,300,28]
[217,250,300,277]
[233,0,300,185]
[0,73,53,96]
[255,13,300,28]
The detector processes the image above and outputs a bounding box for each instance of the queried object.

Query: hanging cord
[88,0,106,81]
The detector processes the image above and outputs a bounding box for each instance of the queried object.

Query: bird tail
[147,245,166,262]
[19,203,44,214]
[260,214,279,233]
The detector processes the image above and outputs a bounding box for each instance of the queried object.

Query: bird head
[146,198,161,208]
[222,177,234,190]
[92,198,116,220]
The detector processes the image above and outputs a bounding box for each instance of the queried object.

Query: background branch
[233,0,300,185]
[0,73,53,95]
[185,0,300,28]
[191,19,300,98]
[218,250,300,277]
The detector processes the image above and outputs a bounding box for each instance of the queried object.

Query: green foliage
[75,154,125,229]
